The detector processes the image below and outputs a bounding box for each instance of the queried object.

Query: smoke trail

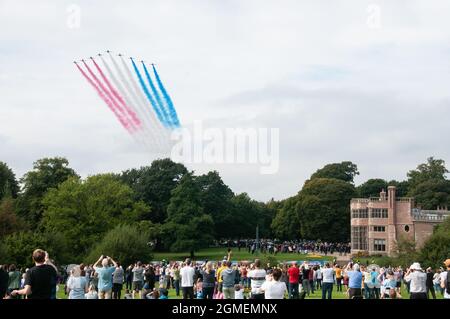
[91,57,141,128]
[152,64,180,127]
[99,54,156,150]
[75,63,131,133]
[141,61,172,127]
[130,58,168,126]
[82,59,135,132]
[116,54,170,147]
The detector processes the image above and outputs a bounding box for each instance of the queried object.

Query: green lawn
[152,247,335,263]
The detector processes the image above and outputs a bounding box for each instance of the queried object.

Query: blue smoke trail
[141,61,173,128]
[152,64,180,127]
[130,58,168,127]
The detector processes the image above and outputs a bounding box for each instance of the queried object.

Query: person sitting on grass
[123,289,133,299]
[159,288,169,299]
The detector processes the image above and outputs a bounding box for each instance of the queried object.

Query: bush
[86,224,153,266]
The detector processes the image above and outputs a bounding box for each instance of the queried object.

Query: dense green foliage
[86,224,154,267]
[0,156,448,267]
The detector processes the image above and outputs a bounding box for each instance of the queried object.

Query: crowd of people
[1,248,449,300]
[215,239,351,256]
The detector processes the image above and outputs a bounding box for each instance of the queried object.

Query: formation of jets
[74,50,155,65]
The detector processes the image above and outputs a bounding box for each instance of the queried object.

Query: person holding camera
[404,262,427,299]
[93,255,117,299]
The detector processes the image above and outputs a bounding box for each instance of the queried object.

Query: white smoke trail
[117,54,171,152]
[100,54,156,150]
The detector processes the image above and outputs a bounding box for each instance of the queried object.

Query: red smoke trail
[91,58,142,129]
[75,63,133,133]
[82,59,134,132]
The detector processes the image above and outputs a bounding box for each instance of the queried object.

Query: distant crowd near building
[350,186,450,256]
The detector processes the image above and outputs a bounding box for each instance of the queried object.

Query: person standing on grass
[301,264,311,297]
[7,265,21,299]
[287,262,299,299]
[221,261,237,299]
[112,262,124,299]
[260,268,287,299]
[66,266,88,299]
[0,265,8,299]
[248,259,267,299]
[321,263,334,299]
[315,265,322,290]
[93,255,117,299]
[404,263,427,299]
[334,264,342,292]
[125,265,133,291]
[344,263,363,299]
[201,262,216,300]
[426,267,436,299]
[440,259,450,299]
[132,261,144,299]
[180,258,195,299]
[11,249,57,299]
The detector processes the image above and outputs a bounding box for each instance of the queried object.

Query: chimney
[380,189,387,200]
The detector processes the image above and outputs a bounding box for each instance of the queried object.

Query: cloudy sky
[1,0,450,201]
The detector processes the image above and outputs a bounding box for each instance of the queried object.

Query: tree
[409,179,450,210]
[297,178,356,242]
[407,157,448,189]
[196,171,234,238]
[310,161,359,184]
[0,162,19,200]
[357,179,388,198]
[86,224,154,266]
[162,173,214,256]
[419,217,450,268]
[0,198,23,238]
[41,174,149,259]
[121,158,187,223]
[16,157,78,226]
[228,193,274,239]
[387,180,410,197]
[271,197,300,240]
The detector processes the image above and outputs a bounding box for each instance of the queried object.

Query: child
[124,289,133,299]
[234,284,244,299]
[196,278,203,299]
[85,284,98,299]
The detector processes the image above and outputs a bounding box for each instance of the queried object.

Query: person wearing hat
[440,259,450,299]
[404,262,427,299]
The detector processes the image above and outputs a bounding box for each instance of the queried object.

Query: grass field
[152,247,335,263]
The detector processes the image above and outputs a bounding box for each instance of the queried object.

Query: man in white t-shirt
[321,263,335,299]
[248,259,267,299]
[440,259,450,299]
[261,268,287,299]
[404,262,427,299]
[179,258,195,299]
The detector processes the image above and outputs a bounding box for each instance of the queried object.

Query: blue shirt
[94,266,115,292]
[347,271,362,289]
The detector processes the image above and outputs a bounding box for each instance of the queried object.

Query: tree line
[0,156,449,267]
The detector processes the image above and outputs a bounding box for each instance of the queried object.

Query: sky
[1,0,450,201]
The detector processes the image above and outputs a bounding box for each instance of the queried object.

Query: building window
[404,225,410,232]
[370,208,388,218]
[351,208,368,218]
[372,226,385,232]
[373,239,386,252]
[351,226,368,250]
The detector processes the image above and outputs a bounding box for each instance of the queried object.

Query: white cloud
[0,0,449,201]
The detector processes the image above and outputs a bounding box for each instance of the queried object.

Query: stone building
[350,186,449,256]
